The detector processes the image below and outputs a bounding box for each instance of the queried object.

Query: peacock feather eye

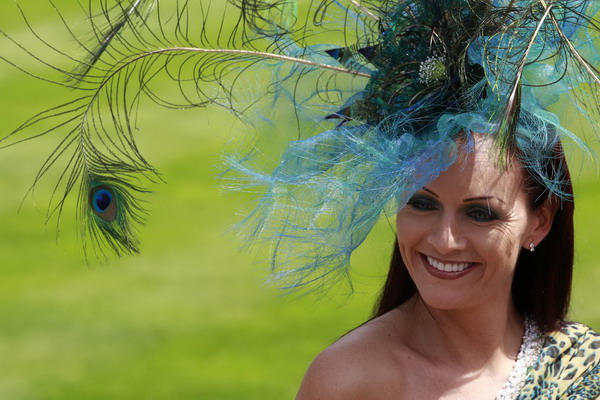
[89,185,117,222]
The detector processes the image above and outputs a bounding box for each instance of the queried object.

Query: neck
[403,295,525,370]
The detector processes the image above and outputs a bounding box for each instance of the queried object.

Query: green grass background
[0,2,599,399]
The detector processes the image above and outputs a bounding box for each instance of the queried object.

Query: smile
[426,256,472,273]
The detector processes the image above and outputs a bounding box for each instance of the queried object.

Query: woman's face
[396,136,552,311]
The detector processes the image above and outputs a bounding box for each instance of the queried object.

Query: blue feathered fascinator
[2,0,600,292]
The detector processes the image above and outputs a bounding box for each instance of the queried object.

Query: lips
[426,256,472,272]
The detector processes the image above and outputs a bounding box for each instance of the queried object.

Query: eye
[89,185,117,222]
[467,206,497,222]
[407,197,437,211]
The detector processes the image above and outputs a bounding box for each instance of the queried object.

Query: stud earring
[529,242,535,252]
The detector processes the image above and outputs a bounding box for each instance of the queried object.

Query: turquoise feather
[1,0,599,292]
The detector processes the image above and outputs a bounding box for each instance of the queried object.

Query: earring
[529,243,535,252]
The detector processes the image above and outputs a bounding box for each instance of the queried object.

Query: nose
[426,213,467,254]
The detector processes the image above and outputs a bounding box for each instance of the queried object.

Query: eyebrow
[422,187,438,197]
[421,187,506,204]
[464,196,506,204]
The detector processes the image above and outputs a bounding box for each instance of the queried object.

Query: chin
[414,288,475,312]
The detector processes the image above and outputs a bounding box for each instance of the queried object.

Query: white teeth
[426,256,471,273]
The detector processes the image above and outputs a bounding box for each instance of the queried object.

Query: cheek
[396,211,426,238]
[395,211,430,252]
[476,223,528,266]
[488,214,531,247]
[487,225,520,247]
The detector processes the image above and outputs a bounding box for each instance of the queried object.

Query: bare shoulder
[296,310,408,400]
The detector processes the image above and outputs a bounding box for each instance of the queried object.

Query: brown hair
[373,142,574,333]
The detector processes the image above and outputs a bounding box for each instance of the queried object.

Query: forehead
[429,136,525,199]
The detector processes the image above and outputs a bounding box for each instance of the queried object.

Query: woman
[297,134,600,398]
[3,1,600,397]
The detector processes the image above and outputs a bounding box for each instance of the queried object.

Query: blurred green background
[0,2,599,399]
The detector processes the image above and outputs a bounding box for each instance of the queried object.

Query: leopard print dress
[517,322,600,399]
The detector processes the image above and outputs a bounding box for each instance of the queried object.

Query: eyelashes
[406,196,499,222]
[466,206,498,222]
[407,197,437,211]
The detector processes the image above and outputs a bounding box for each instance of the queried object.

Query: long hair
[373,142,574,333]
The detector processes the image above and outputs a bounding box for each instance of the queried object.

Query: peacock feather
[1,0,599,290]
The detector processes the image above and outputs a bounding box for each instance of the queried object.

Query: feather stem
[540,0,600,85]
[107,46,372,78]
[496,2,554,158]
[347,0,379,21]
[511,3,554,98]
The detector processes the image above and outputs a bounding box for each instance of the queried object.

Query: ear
[523,197,559,250]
